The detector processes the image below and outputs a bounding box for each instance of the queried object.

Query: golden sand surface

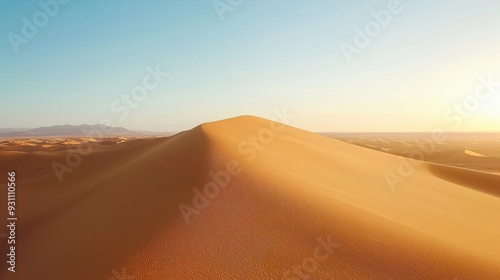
[0,116,499,279]
[343,137,500,174]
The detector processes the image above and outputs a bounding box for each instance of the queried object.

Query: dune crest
[465,149,488,157]
[1,116,499,279]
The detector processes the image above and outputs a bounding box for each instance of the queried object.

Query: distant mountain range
[0,124,141,137]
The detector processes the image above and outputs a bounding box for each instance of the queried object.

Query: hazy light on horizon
[1,0,500,132]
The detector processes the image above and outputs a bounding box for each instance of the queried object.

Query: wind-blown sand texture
[0,116,499,279]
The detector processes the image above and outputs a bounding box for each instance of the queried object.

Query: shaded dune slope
[428,163,500,197]
[1,116,499,279]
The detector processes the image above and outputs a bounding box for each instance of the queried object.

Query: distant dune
[465,149,488,157]
[343,137,500,174]
[0,116,499,279]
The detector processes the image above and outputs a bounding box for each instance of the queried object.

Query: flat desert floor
[0,116,499,279]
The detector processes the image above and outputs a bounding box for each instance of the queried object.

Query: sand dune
[0,137,142,154]
[345,137,500,174]
[465,149,488,157]
[428,163,500,197]
[1,116,499,279]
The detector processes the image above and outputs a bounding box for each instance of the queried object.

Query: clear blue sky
[1,0,500,132]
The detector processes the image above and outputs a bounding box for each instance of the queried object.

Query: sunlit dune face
[465,149,488,157]
[1,116,500,280]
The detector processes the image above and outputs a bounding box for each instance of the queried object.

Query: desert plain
[0,116,499,279]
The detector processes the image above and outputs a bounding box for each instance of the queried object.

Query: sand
[344,137,500,174]
[0,116,499,279]
[465,149,488,157]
